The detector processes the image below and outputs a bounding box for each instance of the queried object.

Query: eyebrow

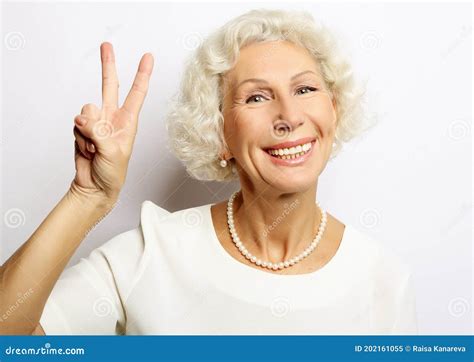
[234,70,319,91]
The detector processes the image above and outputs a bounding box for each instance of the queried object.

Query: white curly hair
[165,8,374,182]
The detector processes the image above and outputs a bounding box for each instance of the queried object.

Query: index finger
[101,42,119,109]
[122,53,154,117]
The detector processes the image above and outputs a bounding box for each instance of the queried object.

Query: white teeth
[267,141,313,156]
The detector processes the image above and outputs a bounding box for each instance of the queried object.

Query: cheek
[304,99,337,136]
[223,112,250,151]
[224,110,270,155]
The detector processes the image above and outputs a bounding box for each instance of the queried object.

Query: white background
[1,1,472,335]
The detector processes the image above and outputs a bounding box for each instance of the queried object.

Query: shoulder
[86,200,176,286]
[140,200,172,221]
[80,201,210,294]
[139,199,211,233]
[138,199,214,249]
[344,225,413,283]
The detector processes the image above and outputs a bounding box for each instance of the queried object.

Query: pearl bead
[226,190,327,271]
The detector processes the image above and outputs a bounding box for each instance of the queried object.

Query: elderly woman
[0,9,417,335]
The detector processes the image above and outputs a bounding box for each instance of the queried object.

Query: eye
[245,94,268,104]
[245,86,318,104]
[296,86,318,95]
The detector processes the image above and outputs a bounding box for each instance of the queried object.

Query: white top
[40,200,418,335]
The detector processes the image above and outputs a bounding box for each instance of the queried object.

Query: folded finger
[74,114,114,151]
[81,103,101,118]
[73,127,93,159]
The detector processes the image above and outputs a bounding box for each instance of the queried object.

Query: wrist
[66,183,119,212]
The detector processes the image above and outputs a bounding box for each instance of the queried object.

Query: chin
[266,174,318,195]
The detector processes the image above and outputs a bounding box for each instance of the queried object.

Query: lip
[264,136,316,150]
[264,140,316,167]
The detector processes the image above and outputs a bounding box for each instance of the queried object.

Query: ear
[222,151,233,160]
[331,96,338,126]
[219,147,233,161]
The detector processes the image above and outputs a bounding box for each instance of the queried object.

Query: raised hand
[69,42,154,202]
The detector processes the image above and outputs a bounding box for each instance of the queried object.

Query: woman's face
[221,40,337,193]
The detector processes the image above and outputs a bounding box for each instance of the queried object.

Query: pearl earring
[219,159,228,167]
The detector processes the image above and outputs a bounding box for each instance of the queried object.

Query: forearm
[0,190,117,335]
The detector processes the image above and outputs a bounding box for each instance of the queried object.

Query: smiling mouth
[265,140,315,160]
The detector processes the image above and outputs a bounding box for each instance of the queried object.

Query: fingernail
[75,116,86,126]
[87,143,96,152]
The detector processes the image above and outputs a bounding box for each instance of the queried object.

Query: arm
[31,324,45,335]
[0,42,153,335]
[0,191,116,335]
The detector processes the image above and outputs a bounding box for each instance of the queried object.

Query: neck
[231,186,321,263]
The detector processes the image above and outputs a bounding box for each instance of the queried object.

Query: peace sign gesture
[69,42,154,202]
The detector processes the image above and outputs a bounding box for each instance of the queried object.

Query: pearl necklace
[226,190,327,271]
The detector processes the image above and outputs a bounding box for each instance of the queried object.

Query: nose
[273,95,304,133]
